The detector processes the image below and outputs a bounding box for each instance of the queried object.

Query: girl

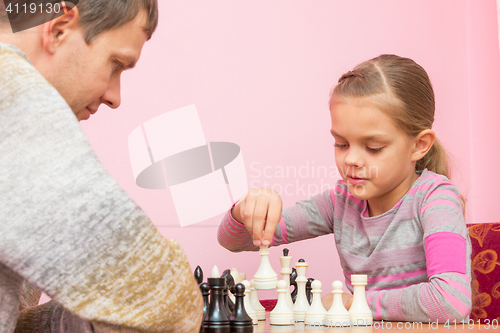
[218,54,471,322]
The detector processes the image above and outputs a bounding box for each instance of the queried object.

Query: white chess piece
[211,265,220,278]
[231,268,243,284]
[250,279,266,321]
[349,275,373,325]
[239,272,246,281]
[279,253,294,310]
[242,280,258,324]
[270,280,295,326]
[292,261,310,321]
[229,268,243,303]
[253,245,278,289]
[304,280,327,325]
[325,281,351,327]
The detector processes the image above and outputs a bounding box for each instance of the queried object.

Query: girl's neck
[367,172,419,217]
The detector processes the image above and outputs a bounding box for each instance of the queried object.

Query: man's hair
[0,0,158,43]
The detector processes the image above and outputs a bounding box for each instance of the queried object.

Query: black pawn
[229,283,253,333]
[195,265,204,285]
[283,248,289,256]
[200,283,210,332]
[203,277,230,333]
[290,267,298,302]
[306,278,314,305]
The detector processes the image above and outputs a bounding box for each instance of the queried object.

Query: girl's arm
[218,188,335,252]
[365,182,471,323]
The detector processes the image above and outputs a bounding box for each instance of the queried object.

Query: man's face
[51,10,148,121]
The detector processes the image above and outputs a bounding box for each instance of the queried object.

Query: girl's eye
[367,147,383,153]
[334,143,349,149]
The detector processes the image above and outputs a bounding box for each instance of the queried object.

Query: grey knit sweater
[0,43,202,333]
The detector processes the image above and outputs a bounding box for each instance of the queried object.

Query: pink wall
[78,0,500,297]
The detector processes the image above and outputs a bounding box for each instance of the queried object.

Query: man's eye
[115,62,125,71]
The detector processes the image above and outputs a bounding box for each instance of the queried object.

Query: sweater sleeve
[0,45,202,332]
[365,180,472,323]
[218,189,335,252]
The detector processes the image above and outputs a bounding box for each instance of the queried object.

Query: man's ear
[411,129,435,162]
[41,5,80,55]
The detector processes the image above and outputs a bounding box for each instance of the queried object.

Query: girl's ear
[411,129,435,162]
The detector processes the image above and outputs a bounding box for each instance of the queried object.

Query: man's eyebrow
[330,130,390,141]
[116,54,138,69]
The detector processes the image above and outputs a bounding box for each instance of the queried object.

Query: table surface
[251,315,497,332]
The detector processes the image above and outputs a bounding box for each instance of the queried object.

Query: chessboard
[196,246,371,333]
[195,246,488,333]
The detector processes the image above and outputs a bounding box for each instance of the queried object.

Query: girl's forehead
[330,100,403,139]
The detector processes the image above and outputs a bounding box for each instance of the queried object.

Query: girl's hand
[321,292,353,311]
[231,187,283,246]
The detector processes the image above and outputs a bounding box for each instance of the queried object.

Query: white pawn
[242,280,258,324]
[250,279,266,321]
[349,275,373,326]
[292,261,310,321]
[304,280,327,325]
[325,281,351,327]
[211,265,220,278]
[270,280,295,326]
[253,245,278,289]
[279,252,294,310]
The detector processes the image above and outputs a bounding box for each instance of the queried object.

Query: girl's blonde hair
[330,54,465,211]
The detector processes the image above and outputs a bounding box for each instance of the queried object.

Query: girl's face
[330,97,418,216]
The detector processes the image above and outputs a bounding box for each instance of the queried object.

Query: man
[0,1,202,332]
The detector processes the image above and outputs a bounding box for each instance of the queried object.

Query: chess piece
[306,278,314,305]
[229,268,243,303]
[279,248,294,310]
[292,260,310,321]
[270,280,295,326]
[229,283,253,333]
[195,265,204,285]
[221,269,235,313]
[349,275,373,326]
[230,268,244,284]
[200,282,210,332]
[203,277,230,333]
[241,280,258,324]
[253,245,278,289]
[212,265,221,278]
[289,267,297,302]
[250,279,266,321]
[304,280,327,325]
[325,281,350,327]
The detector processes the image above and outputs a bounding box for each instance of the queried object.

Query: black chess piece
[203,277,230,333]
[222,283,232,319]
[194,265,204,285]
[221,269,235,313]
[200,282,210,333]
[283,248,289,256]
[229,283,253,333]
[306,278,314,305]
[289,267,298,303]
